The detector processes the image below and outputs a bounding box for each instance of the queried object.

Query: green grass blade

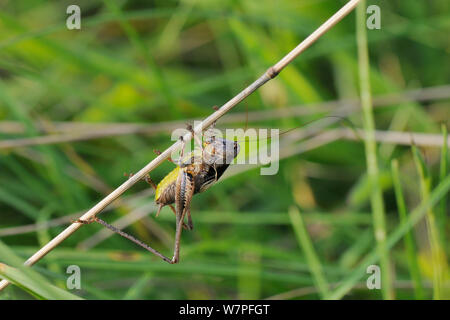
[123,273,153,300]
[391,159,425,299]
[339,230,373,269]
[412,145,446,299]
[102,1,176,112]
[356,0,393,299]
[328,173,450,300]
[0,241,83,300]
[438,124,448,251]
[289,206,330,299]
[238,245,262,299]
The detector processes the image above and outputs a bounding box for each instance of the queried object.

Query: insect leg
[210,106,219,129]
[156,203,190,230]
[170,206,188,263]
[213,163,218,181]
[186,209,194,230]
[187,123,206,163]
[154,149,175,164]
[144,174,190,230]
[75,217,173,263]
[172,169,195,263]
[177,136,186,166]
[187,124,204,151]
[155,203,163,217]
[143,174,158,189]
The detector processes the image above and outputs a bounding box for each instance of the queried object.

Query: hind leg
[75,217,176,264]
[142,175,191,230]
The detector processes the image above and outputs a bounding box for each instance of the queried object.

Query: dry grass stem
[1,84,449,149]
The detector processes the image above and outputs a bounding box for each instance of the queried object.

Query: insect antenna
[230,115,363,144]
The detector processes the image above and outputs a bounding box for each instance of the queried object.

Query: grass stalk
[356,0,393,299]
[102,0,175,110]
[438,124,448,251]
[289,206,330,298]
[391,159,424,299]
[412,145,445,299]
[328,173,450,299]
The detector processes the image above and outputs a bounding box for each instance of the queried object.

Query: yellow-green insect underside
[155,166,180,203]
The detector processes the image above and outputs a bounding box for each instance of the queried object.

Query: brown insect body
[78,127,240,264]
[155,130,240,216]
[152,128,240,263]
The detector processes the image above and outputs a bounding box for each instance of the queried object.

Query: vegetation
[0,0,449,300]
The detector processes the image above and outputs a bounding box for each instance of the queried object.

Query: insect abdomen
[155,167,179,205]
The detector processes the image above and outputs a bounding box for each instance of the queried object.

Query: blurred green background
[0,0,449,300]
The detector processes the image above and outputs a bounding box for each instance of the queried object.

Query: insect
[76,121,240,264]
[75,115,352,263]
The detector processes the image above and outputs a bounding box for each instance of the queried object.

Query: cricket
[75,119,240,264]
